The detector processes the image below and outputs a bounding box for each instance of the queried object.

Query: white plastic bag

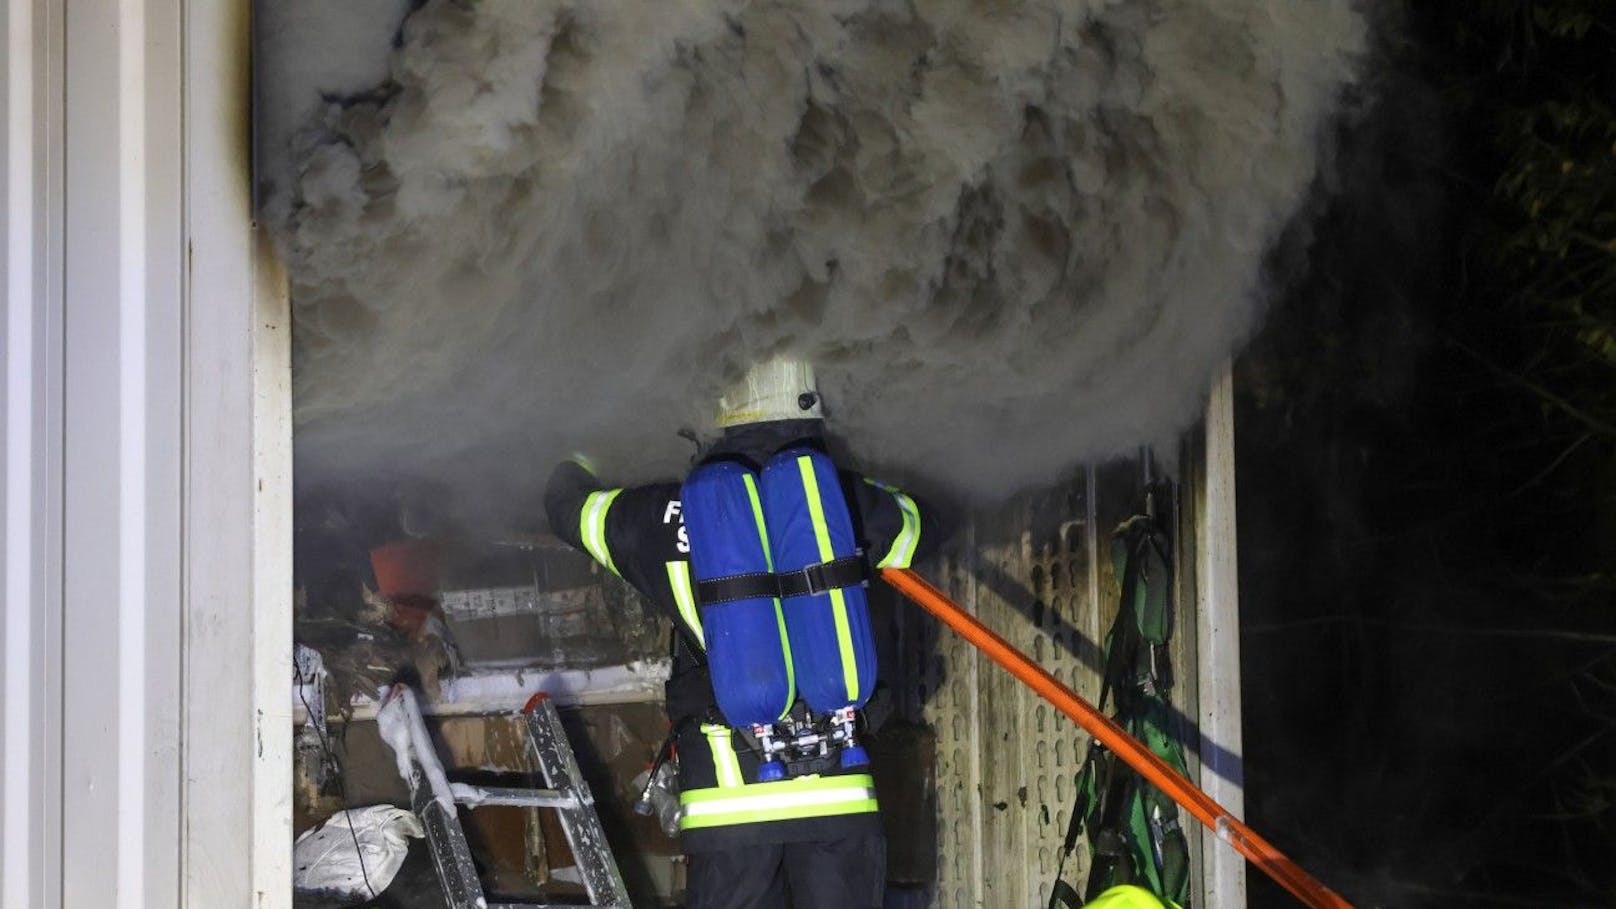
[292,805,424,898]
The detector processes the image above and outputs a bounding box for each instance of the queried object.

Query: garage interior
[288,436,1237,907]
[258,4,1296,906]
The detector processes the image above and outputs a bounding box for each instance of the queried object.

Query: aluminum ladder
[378,686,633,909]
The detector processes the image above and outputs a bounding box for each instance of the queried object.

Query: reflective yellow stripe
[869,481,921,569]
[702,724,744,788]
[570,453,599,478]
[799,456,859,701]
[770,600,795,720]
[679,774,879,829]
[743,473,794,715]
[742,474,774,571]
[579,489,623,576]
[666,561,705,648]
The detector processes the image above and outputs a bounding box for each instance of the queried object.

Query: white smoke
[260,0,1365,511]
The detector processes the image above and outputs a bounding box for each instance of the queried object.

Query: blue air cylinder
[760,447,877,718]
[680,461,796,735]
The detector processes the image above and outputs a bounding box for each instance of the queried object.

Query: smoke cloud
[260,0,1364,514]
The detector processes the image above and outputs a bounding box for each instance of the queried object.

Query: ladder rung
[377,687,632,909]
[455,784,578,809]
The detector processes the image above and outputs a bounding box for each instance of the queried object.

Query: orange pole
[881,567,1354,909]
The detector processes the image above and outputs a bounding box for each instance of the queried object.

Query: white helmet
[715,356,824,429]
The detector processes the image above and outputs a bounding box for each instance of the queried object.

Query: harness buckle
[778,553,870,598]
[800,562,830,596]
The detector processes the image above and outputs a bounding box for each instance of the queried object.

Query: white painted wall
[1197,363,1248,908]
[4,2,63,905]
[1,0,291,906]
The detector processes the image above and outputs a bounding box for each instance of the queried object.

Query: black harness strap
[695,571,780,605]
[693,556,871,604]
[776,554,869,598]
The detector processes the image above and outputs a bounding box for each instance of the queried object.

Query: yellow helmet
[1083,885,1177,909]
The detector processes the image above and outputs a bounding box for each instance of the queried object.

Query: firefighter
[544,358,941,909]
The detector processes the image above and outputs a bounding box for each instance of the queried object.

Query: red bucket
[368,541,440,599]
[369,541,440,638]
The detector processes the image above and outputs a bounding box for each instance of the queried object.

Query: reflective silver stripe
[666,561,705,648]
[702,724,744,788]
[871,483,921,569]
[580,489,623,576]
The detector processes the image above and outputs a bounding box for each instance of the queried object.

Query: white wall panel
[1195,364,1247,908]
[184,0,294,898]
[60,0,185,902]
[3,0,64,905]
[2,0,290,906]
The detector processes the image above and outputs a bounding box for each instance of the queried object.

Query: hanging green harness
[1049,492,1192,909]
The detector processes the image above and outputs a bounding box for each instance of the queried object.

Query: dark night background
[1236,2,1615,906]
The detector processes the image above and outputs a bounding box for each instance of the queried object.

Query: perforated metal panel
[922,547,984,909]
[907,456,1208,908]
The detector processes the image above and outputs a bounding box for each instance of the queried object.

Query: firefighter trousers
[684,831,886,909]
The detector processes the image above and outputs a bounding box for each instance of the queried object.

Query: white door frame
[2,0,292,905]
[1197,363,1248,908]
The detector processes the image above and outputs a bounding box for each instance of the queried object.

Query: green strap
[1057,504,1191,909]
[1110,516,1172,648]
[1048,879,1085,909]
